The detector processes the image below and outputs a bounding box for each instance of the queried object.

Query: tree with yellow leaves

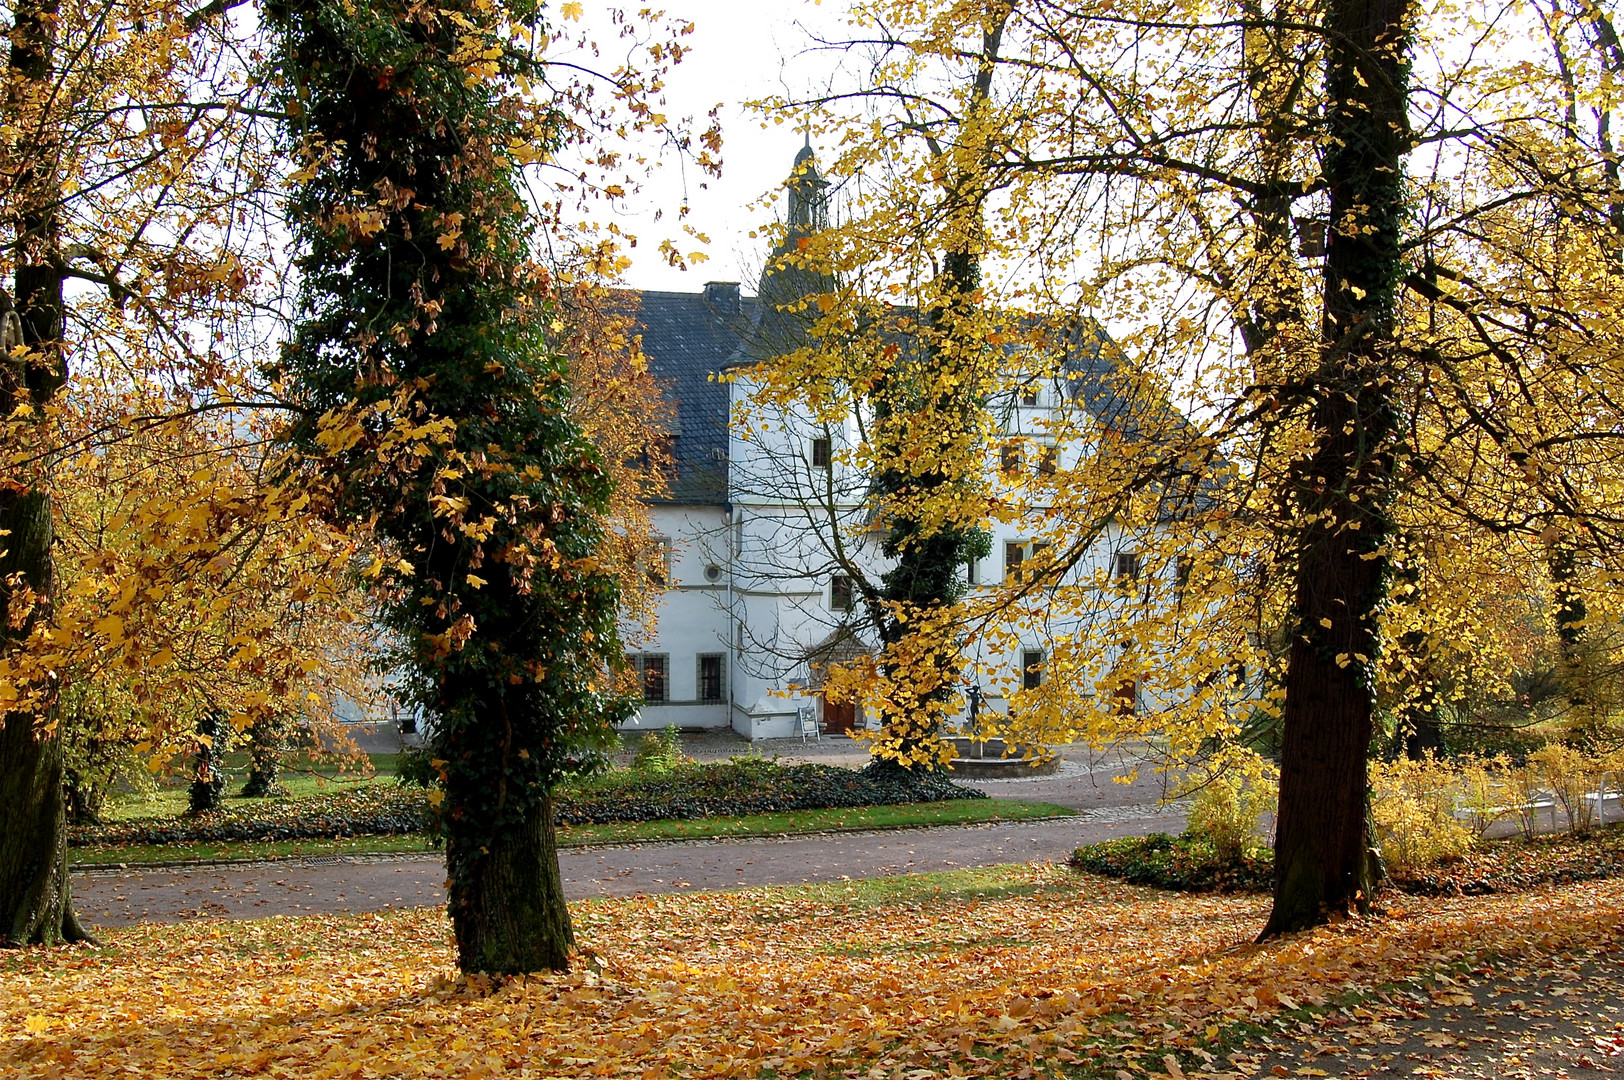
[760,0,1624,937]
[1,0,298,945]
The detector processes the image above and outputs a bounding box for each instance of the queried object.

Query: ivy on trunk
[269,0,631,974]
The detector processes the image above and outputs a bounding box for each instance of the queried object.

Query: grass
[102,771,395,822]
[70,798,1073,866]
[69,833,436,866]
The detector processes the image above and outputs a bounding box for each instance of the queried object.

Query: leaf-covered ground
[6,866,1624,1078]
[1235,944,1624,1079]
[1393,825,1624,895]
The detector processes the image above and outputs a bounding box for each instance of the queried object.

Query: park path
[72,801,1184,928]
[73,736,1188,928]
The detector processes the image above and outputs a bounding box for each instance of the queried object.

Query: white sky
[592,0,856,295]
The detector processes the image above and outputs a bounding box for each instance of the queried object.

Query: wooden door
[821,695,856,735]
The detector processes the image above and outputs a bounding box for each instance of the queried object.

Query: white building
[619,148,1162,740]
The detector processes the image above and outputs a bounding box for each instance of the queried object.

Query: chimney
[703,281,741,315]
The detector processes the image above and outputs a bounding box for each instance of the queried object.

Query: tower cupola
[787,140,829,234]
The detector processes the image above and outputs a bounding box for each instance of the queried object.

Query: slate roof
[622,287,755,506]
[622,283,1166,510]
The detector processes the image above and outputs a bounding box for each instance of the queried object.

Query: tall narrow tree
[268,0,637,973]
[1260,0,1412,935]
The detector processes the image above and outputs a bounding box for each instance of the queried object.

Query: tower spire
[787,140,828,233]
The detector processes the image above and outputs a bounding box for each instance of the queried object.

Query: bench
[1455,793,1558,833]
[1582,790,1623,828]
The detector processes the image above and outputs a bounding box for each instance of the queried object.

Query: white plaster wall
[620,505,734,731]
[624,372,1199,739]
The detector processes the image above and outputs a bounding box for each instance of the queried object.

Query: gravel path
[73,735,1188,929]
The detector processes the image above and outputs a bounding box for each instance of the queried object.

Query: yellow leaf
[560,1,583,18]
[465,574,487,589]
[24,1015,48,1033]
[426,789,445,807]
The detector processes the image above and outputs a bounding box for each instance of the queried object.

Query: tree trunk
[0,0,86,948]
[0,494,90,946]
[447,791,572,975]
[1261,0,1412,939]
[242,716,286,797]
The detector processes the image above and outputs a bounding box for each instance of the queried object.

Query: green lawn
[103,771,395,822]
[70,798,1074,866]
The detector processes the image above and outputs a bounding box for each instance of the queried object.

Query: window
[1175,555,1194,600]
[1022,649,1044,691]
[830,574,855,612]
[967,554,979,586]
[1112,551,1140,582]
[1020,384,1040,407]
[1004,541,1026,582]
[811,437,832,468]
[630,654,668,703]
[1036,444,1058,477]
[645,537,674,586]
[999,440,1023,475]
[1008,541,1051,583]
[697,654,725,702]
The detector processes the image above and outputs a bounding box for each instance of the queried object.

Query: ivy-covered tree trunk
[869,248,988,769]
[0,0,91,948]
[188,712,227,814]
[241,715,286,798]
[1260,0,1412,938]
[1547,542,1601,742]
[270,0,630,974]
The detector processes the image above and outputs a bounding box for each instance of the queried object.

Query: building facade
[618,148,1164,740]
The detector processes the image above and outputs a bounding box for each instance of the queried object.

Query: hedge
[1068,833,1273,893]
[70,758,984,848]
[1071,824,1624,897]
